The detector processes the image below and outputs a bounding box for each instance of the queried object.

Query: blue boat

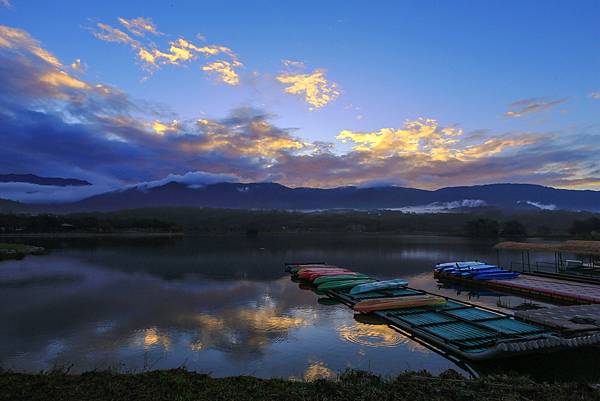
[445,264,498,274]
[435,261,485,272]
[473,272,520,280]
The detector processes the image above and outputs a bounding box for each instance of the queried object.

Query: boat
[349,279,408,295]
[289,264,339,274]
[440,264,497,274]
[296,269,353,280]
[298,270,357,281]
[457,268,505,277]
[353,295,446,313]
[317,279,375,292]
[312,274,370,285]
[435,261,485,271]
[473,272,520,280]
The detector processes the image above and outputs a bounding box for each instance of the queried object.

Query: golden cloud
[0,25,62,67]
[336,118,463,161]
[92,18,242,84]
[151,120,179,135]
[277,67,340,109]
[202,60,243,85]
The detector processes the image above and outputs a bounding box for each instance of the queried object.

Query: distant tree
[464,218,499,238]
[501,220,527,238]
[570,217,600,239]
[535,225,552,237]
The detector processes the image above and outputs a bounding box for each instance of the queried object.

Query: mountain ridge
[32,181,600,213]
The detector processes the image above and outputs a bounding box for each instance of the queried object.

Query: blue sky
[1,0,599,201]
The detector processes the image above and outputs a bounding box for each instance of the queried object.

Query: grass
[0,243,33,251]
[1,369,599,401]
[0,242,45,261]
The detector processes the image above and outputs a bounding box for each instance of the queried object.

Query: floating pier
[287,262,600,361]
[434,271,600,304]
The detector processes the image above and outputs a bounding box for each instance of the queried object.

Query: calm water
[0,234,596,380]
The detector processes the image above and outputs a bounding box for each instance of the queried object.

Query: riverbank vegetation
[0,243,45,260]
[0,213,182,235]
[1,369,598,401]
[1,209,599,238]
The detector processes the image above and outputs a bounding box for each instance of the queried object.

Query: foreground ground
[1,369,599,401]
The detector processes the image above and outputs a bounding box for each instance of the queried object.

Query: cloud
[136,171,240,190]
[590,92,600,100]
[504,97,568,118]
[70,58,86,72]
[118,17,161,37]
[202,60,243,85]
[2,23,600,204]
[0,0,10,8]
[91,18,242,84]
[276,61,340,109]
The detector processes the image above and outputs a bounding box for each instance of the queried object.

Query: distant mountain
[44,182,600,213]
[0,174,91,187]
[0,198,29,213]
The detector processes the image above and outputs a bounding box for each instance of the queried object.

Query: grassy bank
[1,369,599,401]
[0,243,45,261]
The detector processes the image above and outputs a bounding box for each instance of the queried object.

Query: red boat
[297,269,354,280]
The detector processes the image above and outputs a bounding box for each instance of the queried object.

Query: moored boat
[349,279,409,295]
[353,295,446,313]
[317,278,375,292]
[312,274,370,285]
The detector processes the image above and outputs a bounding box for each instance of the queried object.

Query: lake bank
[1,369,598,401]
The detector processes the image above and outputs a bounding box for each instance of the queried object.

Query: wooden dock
[435,272,600,304]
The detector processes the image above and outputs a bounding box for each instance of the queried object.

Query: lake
[1,234,597,380]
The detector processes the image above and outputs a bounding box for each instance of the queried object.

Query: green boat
[313,274,370,285]
[317,279,375,292]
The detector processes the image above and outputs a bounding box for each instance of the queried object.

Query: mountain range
[14,181,599,213]
[1,173,600,213]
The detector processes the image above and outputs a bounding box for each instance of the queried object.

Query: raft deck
[516,304,600,332]
[435,271,600,304]
[287,263,600,361]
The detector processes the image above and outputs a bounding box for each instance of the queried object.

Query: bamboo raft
[287,262,600,361]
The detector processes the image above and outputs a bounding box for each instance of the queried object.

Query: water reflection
[303,361,336,381]
[337,322,407,348]
[2,234,594,380]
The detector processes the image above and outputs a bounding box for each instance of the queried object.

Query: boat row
[434,261,520,280]
[287,263,444,312]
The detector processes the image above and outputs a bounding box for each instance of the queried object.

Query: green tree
[501,220,527,238]
[464,218,499,238]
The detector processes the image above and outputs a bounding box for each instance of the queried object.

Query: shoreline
[0,369,597,401]
[0,232,185,238]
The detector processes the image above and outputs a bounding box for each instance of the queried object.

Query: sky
[1,0,600,201]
